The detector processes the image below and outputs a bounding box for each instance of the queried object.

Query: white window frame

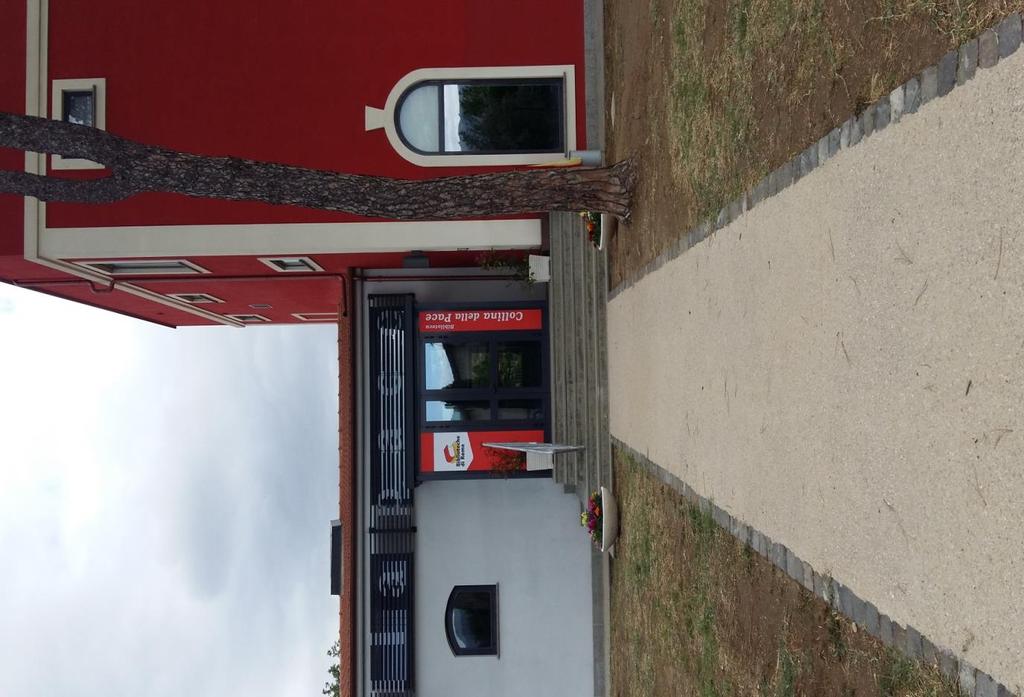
[51,77,106,170]
[258,256,324,273]
[168,292,224,305]
[365,65,577,168]
[74,259,209,276]
[292,312,340,322]
[226,314,270,324]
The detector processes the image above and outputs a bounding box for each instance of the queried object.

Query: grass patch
[878,0,1016,42]
[626,492,655,586]
[775,644,800,697]
[611,454,734,697]
[826,608,847,661]
[877,647,962,697]
[667,0,850,220]
[606,0,1024,286]
[609,447,965,697]
[666,0,1018,222]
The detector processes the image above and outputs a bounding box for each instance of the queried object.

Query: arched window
[444,585,498,656]
[366,66,577,168]
[396,79,564,156]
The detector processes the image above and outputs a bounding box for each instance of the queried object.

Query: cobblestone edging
[608,13,1024,302]
[611,437,1020,697]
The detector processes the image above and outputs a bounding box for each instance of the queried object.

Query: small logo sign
[433,432,473,471]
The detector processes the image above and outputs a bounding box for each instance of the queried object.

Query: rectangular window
[51,78,106,170]
[168,292,223,304]
[496,341,543,388]
[426,400,490,422]
[444,81,563,154]
[293,312,340,322]
[62,89,96,126]
[77,259,208,276]
[497,399,544,421]
[226,314,270,324]
[258,256,323,273]
[424,341,490,390]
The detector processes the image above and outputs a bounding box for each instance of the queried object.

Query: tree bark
[0,113,635,219]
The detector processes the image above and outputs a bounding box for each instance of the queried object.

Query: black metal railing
[367,295,416,697]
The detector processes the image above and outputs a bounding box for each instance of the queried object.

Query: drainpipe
[569,150,604,166]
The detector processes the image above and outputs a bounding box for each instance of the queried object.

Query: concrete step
[548,211,611,504]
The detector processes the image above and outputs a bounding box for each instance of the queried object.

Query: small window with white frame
[226,314,270,324]
[51,78,106,170]
[76,259,208,276]
[292,312,339,322]
[259,256,323,273]
[168,292,224,305]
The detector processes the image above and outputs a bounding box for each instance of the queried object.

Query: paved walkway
[608,48,1024,690]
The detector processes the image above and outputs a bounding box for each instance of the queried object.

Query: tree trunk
[0,113,635,219]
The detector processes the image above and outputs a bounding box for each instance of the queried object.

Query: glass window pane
[398,84,440,152]
[497,399,543,421]
[444,81,562,153]
[424,342,490,390]
[93,260,195,275]
[63,90,95,126]
[450,591,494,650]
[496,341,542,388]
[426,400,490,422]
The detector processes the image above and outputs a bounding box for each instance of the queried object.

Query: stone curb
[608,12,1024,303]
[610,437,1020,697]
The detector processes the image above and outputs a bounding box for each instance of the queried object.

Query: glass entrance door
[422,337,546,430]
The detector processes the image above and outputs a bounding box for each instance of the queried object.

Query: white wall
[414,478,593,697]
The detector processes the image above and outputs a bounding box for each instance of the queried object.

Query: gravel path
[608,48,1024,691]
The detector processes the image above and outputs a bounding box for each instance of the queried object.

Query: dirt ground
[604,0,1022,288]
[609,450,961,697]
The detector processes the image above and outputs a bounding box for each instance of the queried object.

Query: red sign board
[420,430,546,472]
[418,309,542,333]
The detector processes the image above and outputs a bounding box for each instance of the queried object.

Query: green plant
[475,250,534,284]
[322,640,340,697]
[580,489,604,546]
[579,211,603,248]
[490,449,526,476]
[826,609,846,660]
[776,644,799,697]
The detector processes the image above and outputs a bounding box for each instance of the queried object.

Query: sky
[0,282,340,697]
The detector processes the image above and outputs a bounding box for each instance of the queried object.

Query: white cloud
[0,283,340,697]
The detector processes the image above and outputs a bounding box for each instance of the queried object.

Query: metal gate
[367,295,416,697]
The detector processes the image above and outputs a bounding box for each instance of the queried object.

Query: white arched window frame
[366,65,577,168]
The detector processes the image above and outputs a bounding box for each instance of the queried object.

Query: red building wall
[44,0,587,229]
[0,0,585,326]
[0,0,25,256]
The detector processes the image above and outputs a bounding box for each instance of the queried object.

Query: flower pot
[598,214,613,251]
[599,485,619,553]
[528,254,551,283]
